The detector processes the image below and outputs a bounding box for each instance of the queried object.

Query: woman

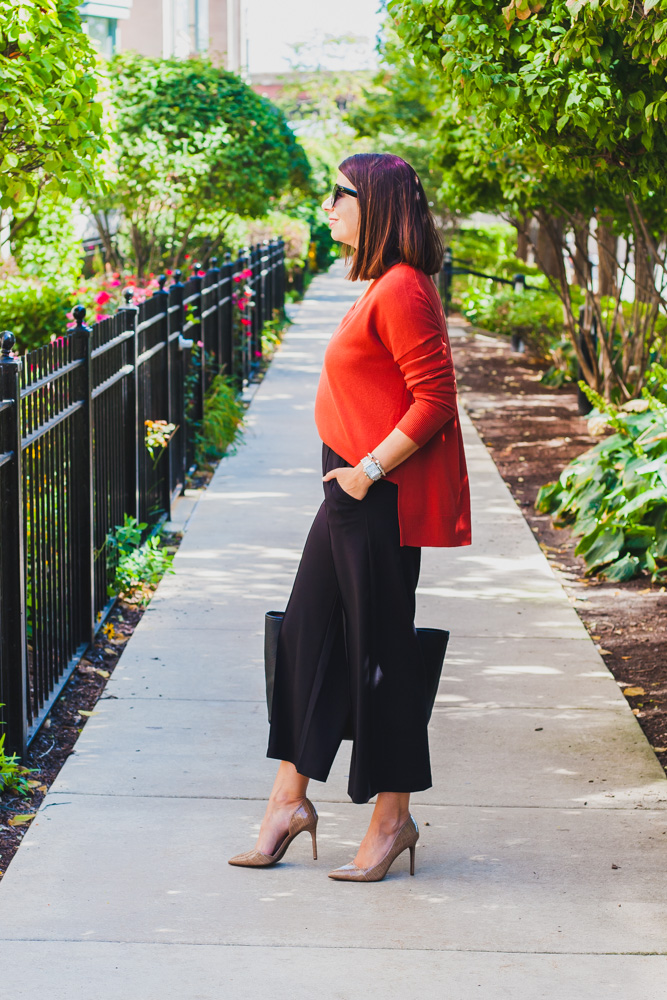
[229,153,471,882]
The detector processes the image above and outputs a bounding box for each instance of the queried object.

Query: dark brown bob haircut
[338,152,443,281]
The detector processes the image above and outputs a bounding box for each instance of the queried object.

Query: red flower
[165,269,173,276]
[237,301,246,311]
[184,254,191,259]
[233,274,242,283]
[240,318,252,326]
[197,269,206,277]
[95,290,111,306]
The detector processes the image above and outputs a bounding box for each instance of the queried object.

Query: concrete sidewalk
[1,261,666,997]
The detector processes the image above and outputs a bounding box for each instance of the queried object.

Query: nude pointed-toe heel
[228,797,318,868]
[328,815,418,883]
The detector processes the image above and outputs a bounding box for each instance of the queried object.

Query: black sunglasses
[330,183,358,206]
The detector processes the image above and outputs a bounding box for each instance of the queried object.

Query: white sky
[244,0,385,73]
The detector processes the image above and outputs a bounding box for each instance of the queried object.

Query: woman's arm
[322,427,419,500]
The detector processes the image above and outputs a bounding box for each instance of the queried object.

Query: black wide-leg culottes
[267,444,432,804]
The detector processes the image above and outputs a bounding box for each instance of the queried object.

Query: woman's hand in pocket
[323,464,372,500]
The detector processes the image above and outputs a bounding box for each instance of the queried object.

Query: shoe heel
[311,829,318,860]
[409,845,416,876]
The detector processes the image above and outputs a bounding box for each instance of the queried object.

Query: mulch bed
[450,324,667,769]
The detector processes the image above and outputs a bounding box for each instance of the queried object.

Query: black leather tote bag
[264,611,448,724]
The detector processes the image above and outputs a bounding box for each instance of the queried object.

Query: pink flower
[95,290,111,306]
[240,318,252,326]
[254,350,262,357]
[198,269,206,277]
[166,269,173,276]
[110,279,121,287]
[233,274,242,283]
[237,302,246,311]
[241,268,253,279]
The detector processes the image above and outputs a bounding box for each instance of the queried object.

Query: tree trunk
[596,216,617,298]
[512,214,528,261]
[535,214,564,278]
[571,215,591,287]
[633,230,653,304]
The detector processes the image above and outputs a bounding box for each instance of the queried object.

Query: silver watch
[360,454,384,482]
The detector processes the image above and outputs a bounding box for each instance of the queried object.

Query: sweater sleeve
[374,270,458,448]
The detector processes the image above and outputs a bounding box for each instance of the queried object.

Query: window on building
[82,16,118,56]
[190,0,209,54]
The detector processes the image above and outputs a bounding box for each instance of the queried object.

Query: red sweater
[314,263,471,548]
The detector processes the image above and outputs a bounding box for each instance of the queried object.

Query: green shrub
[245,211,310,268]
[261,315,289,356]
[540,337,579,387]
[105,515,175,605]
[448,224,521,278]
[462,285,567,360]
[0,730,34,796]
[0,277,71,352]
[196,373,245,465]
[12,192,84,286]
[308,216,338,272]
[536,365,667,582]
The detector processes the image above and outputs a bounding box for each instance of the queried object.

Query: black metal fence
[438,247,543,317]
[0,241,285,756]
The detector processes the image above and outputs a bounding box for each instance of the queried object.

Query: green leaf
[535,481,561,511]
[578,526,625,570]
[616,486,667,518]
[598,554,640,582]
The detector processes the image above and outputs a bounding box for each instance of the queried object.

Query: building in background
[78,1,131,56]
[79,0,245,68]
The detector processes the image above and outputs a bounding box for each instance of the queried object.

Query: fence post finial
[72,305,90,332]
[124,288,135,306]
[1,331,16,360]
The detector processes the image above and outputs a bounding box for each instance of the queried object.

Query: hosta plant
[536,364,667,582]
